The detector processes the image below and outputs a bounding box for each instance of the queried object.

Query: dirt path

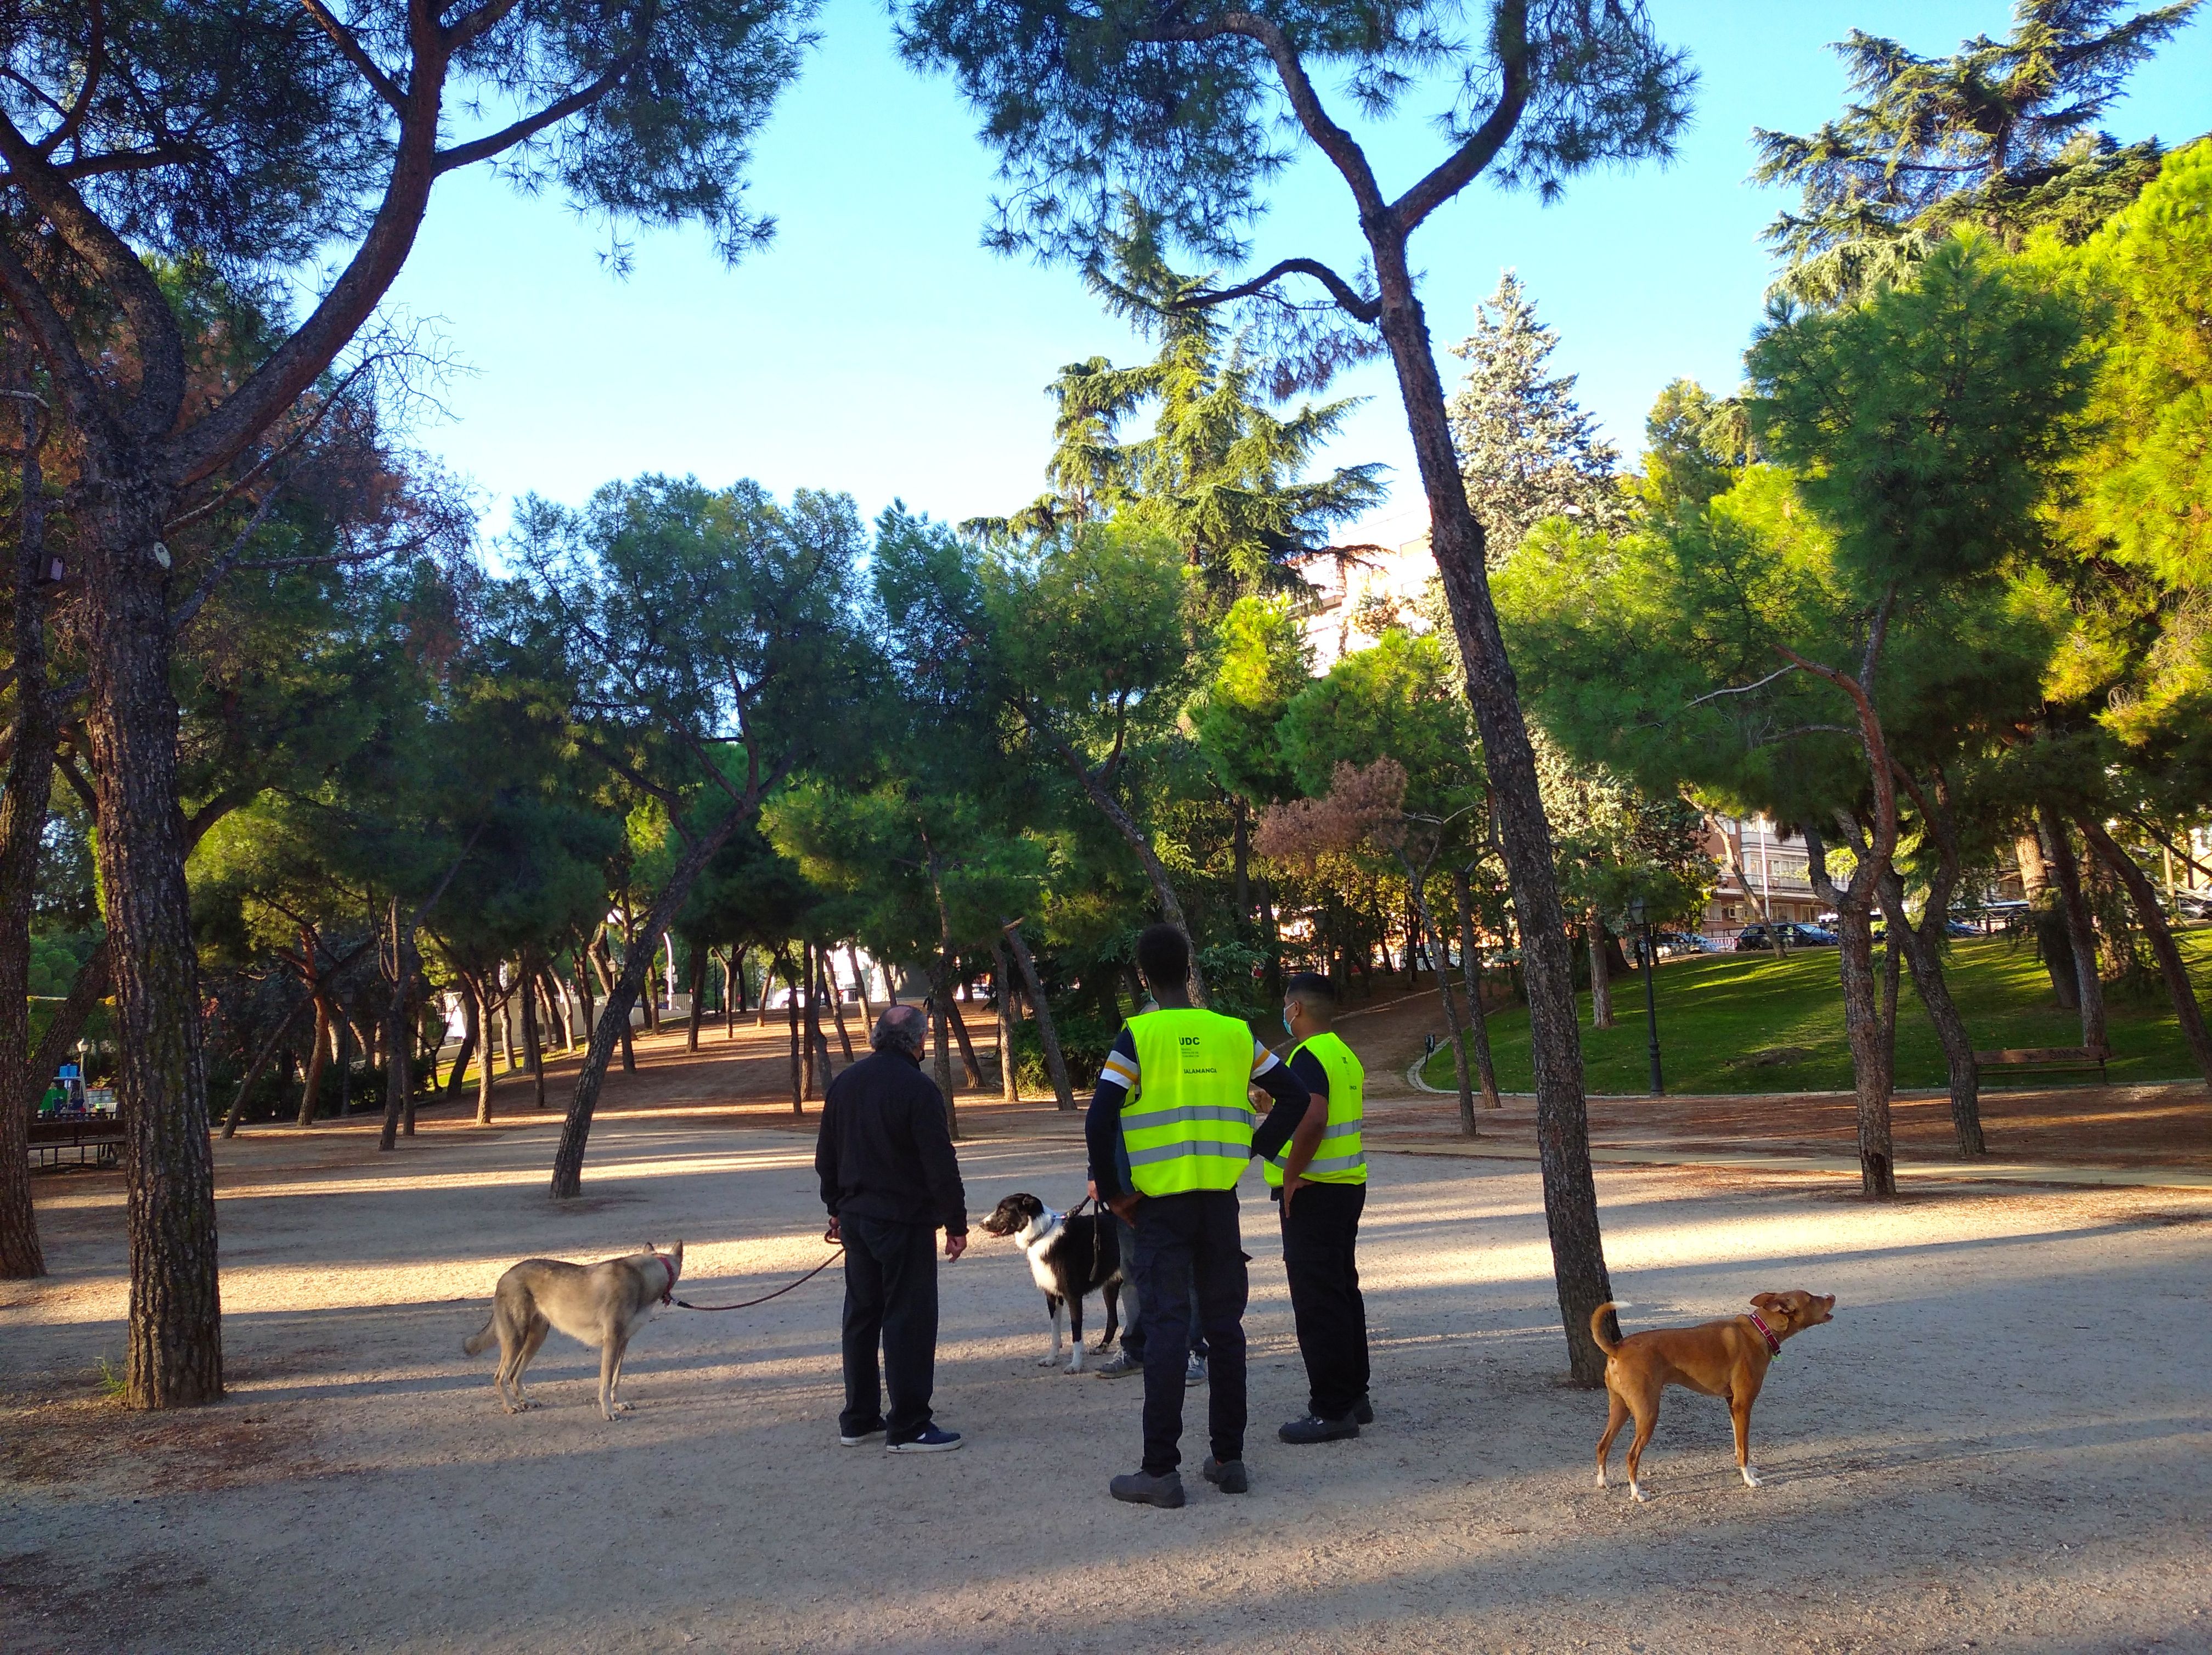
[5,1113,2210,1653]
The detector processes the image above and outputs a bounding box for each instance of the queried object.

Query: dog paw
[1036,1354,1059,1367]
[1064,1361,1084,1375]
[1741,1465,1763,1489]
[611,1400,634,1414]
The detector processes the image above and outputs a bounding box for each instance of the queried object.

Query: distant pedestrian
[815,1004,968,1453]
[1087,924,1314,1507]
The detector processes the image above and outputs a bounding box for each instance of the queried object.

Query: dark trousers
[838,1213,938,1443]
[1129,1190,1248,1474]
[1280,1180,1370,1420]
[1114,1213,1205,1365]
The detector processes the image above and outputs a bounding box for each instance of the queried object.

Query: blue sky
[386,0,2211,548]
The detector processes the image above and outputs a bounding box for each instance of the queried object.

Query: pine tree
[1754,1,2202,303]
[1447,272,1626,561]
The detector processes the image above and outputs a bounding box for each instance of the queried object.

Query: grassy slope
[1422,931,2212,1095]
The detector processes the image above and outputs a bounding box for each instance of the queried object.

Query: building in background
[1702,815,1820,936]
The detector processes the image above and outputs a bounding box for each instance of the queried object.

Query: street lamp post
[1629,896,1663,1096]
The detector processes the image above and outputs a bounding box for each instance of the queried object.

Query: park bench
[27,1117,124,1170]
[1972,1045,2111,1087]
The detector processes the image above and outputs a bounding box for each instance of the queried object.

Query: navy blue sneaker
[886,1426,963,1453]
[838,1425,885,1448]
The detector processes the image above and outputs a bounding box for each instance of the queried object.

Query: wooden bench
[1973,1046,2111,1086]
[27,1117,124,1170]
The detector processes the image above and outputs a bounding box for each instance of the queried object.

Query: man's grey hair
[872,1004,929,1057]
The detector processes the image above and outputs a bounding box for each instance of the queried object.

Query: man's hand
[825,1215,841,1245]
[945,1231,967,1262]
[1280,1172,1307,1212]
[1107,1191,1141,1222]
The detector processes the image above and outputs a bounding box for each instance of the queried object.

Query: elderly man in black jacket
[816,1003,969,1453]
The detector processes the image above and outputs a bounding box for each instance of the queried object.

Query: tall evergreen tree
[1754,0,2203,303]
[1448,272,1627,559]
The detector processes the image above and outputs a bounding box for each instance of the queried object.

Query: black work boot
[1109,1469,1186,1508]
[1200,1456,1250,1493]
[1279,1413,1360,1444]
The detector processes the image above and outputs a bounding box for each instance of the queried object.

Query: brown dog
[1593,1290,1835,1502]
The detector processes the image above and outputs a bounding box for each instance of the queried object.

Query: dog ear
[1750,1292,1783,1311]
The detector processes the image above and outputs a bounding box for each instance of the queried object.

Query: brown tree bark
[2015,830,2079,1007]
[823,956,855,1062]
[0,375,54,1277]
[1002,920,1074,1111]
[800,938,819,1099]
[2041,808,2109,1052]
[442,984,478,1108]
[929,981,961,1140]
[473,977,498,1127]
[845,944,869,1024]
[1398,853,1476,1136]
[1805,822,1897,1198]
[1452,869,1503,1109]
[686,943,707,1054]
[991,941,1021,1103]
[550,816,752,1196]
[1587,920,1613,1031]
[297,991,334,1127]
[946,994,985,1088]
[377,903,418,1152]
[780,948,802,1112]
[521,961,546,1111]
[1876,785,1986,1157]
[2079,818,2212,1088]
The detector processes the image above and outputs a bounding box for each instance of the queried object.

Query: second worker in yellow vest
[1266,972,1374,1443]
[1087,924,1316,1509]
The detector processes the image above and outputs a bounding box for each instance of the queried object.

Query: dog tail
[1590,1301,1622,1356]
[462,1315,495,1358]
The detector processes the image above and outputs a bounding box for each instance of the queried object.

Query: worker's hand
[825,1216,841,1245]
[945,1232,967,1262]
[1086,1179,1098,1203]
[1281,1172,1307,1212]
[1107,1191,1141,1222]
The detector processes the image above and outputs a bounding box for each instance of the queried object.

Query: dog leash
[670,1234,846,1313]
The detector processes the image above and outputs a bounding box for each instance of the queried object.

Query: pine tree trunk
[1003,921,1074,1110]
[946,994,985,1088]
[444,987,478,1107]
[1367,246,1611,1377]
[1587,921,1613,1030]
[1452,870,1503,1109]
[2041,807,2108,1051]
[1054,756,1209,1006]
[2015,830,2078,1007]
[800,939,818,1099]
[298,994,332,1127]
[82,483,223,1407]
[378,907,416,1152]
[1877,871,1985,1157]
[686,944,707,1054]
[992,941,1021,1103]
[2079,818,2212,1087]
[1401,854,1476,1135]
[522,965,546,1111]
[845,944,867,1024]
[0,419,54,1277]
[929,975,961,1140]
[824,958,855,1061]
[779,949,802,1111]
[221,995,314,1139]
[1836,902,1898,1197]
[474,979,498,1126]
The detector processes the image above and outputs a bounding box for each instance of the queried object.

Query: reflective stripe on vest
[1120,1009,1257,1196]
[1264,1031,1367,1187]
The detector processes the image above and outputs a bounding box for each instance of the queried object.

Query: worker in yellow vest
[1087,924,1317,1509]
[1265,972,1374,1443]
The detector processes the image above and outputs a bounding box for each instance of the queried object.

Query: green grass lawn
[1421,930,2212,1095]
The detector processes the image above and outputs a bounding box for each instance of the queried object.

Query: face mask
[1282,1009,1295,1037]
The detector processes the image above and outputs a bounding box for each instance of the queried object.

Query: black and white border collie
[977,1193,1123,1373]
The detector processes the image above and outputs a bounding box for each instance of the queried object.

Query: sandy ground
[5,1104,2211,1654]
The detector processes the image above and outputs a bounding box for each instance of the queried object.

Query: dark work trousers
[1114,1212,1206,1365]
[1279,1180,1370,1420]
[1128,1190,1248,1473]
[838,1213,939,1444]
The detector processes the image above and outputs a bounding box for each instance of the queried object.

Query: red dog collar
[1748,1310,1781,1356]
[656,1252,679,1305]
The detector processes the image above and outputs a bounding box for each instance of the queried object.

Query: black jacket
[815,1048,968,1234]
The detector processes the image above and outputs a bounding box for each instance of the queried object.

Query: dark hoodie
[815,1046,968,1234]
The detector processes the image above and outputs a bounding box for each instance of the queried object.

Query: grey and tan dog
[464,1241,683,1420]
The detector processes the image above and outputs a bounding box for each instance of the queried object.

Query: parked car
[2172,889,2212,923]
[1735,922,1839,950]
[1651,930,1723,957]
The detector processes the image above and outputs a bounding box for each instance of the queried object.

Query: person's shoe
[1185,1352,1207,1384]
[1352,1397,1375,1425]
[1094,1350,1142,1378]
[886,1426,963,1453]
[1109,1469,1186,1508]
[1279,1413,1360,1445]
[838,1425,885,1447]
[1200,1457,1250,1493]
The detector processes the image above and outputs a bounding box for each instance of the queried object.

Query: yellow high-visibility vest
[1263,1031,1366,1187]
[1120,1008,1257,1196]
